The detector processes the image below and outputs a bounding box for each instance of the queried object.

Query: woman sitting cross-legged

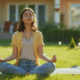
[0,7,57,75]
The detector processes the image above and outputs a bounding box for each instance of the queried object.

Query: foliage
[69,37,76,48]
[38,22,80,44]
[39,22,58,30]
[58,22,67,30]
[0,41,80,79]
[78,38,80,42]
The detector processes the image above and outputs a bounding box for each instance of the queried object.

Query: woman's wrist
[2,59,7,62]
[48,60,53,63]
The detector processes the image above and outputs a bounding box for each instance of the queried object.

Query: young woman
[0,7,57,75]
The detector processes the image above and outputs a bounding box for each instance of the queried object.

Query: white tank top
[20,35,35,60]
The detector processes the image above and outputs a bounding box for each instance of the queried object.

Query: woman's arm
[38,45,52,62]
[2,46,18,62]
[38,31,57,63]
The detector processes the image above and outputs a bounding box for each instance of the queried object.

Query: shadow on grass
[36,74,49,80]
[0,39,11,47]
[0,73,49,80]
[66,48,71,50]
[66,47,75,50]
[0,74,25,80]
[45,42,69,47]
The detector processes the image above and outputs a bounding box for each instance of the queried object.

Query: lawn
[0,39,80,80]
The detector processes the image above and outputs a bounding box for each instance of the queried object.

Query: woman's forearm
[2,54,17,62]
[39,53,52,62]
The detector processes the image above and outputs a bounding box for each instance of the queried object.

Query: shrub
[69,37,76,48]
[58,22,67,30]
[38,21,80,44]
[78,38,80,42]
[39,22,58,31]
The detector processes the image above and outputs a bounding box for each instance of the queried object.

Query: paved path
[50,68,80,75]
[50,65,80,75]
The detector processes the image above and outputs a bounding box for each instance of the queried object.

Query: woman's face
[22,10,34,24]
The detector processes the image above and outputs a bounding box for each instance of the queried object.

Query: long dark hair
[17,7,38,32]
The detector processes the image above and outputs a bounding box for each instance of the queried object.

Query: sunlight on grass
[0,39,80,79]
[0,74,80,80]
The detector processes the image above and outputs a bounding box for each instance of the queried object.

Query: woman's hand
[0,58,4,62]
[51,55,57,63]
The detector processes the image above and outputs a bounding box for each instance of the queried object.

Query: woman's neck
[24,23,32,32]
[24,29,32,33]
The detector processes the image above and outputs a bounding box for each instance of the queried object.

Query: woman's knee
[0,62,8,68]
[48,62,56,70]
[44,62,56,74]
[0,62,7,71]
[0,62,5,66]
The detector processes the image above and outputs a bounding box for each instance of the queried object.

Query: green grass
[0,39,80,80]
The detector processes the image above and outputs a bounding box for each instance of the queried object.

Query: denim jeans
[0,59,56,75]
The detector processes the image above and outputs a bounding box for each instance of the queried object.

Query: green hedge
[39,25,80,44]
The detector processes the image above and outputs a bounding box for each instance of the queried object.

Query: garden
[0,22,80,80]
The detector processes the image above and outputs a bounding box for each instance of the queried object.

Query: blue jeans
[0,59,56,75]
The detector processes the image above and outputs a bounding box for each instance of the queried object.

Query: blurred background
[0,0,80,78]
